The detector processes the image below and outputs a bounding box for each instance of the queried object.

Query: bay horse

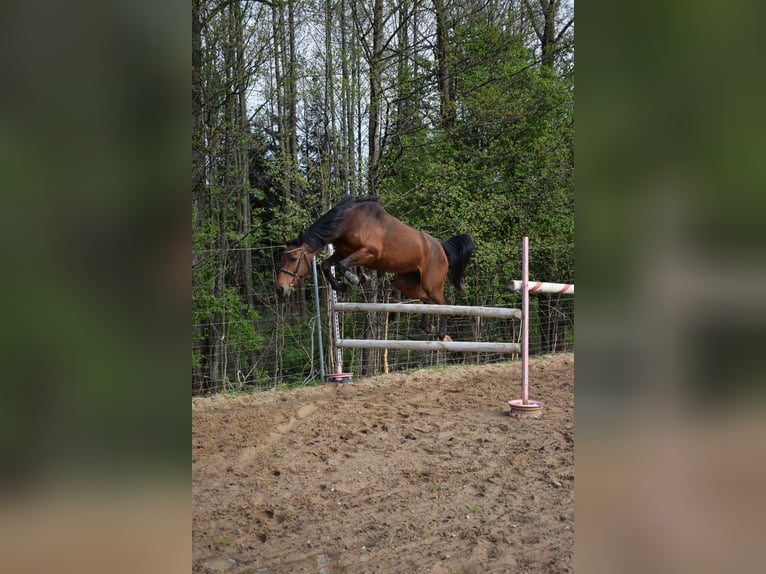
[275,196,475,341]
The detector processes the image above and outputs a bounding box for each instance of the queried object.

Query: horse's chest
[332,242,360,258]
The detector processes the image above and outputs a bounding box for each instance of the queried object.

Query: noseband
[279,246,309,287]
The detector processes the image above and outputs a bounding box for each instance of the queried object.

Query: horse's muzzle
[276,284,291,298]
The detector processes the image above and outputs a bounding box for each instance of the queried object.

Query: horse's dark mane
[300,195,379,250]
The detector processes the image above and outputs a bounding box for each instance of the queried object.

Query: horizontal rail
[334,302,521,320]
[336,339,520,354]
[512,280,574,295]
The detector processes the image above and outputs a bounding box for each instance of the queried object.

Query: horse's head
[276,235,315,298]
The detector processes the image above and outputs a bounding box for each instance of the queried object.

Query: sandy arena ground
[193,353,574,573]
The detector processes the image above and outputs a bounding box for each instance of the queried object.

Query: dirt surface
[192,354,574,573]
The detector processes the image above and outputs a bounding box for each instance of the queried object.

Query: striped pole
[512,280,574,294]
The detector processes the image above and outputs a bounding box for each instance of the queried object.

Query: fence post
[311,257,325,382]
[326,243,353,384]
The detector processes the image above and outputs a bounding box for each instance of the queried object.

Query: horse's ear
[297,232,304,244]
[283,235,290,245]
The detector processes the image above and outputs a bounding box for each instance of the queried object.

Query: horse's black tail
[441,233,475,292]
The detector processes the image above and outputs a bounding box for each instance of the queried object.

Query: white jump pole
[508,237,543,417]
[334,302,522,355]
[337,339,520,354]
[335,301,521,320]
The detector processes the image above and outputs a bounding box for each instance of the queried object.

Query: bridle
[278,246,310,287]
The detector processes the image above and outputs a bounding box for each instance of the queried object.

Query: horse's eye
[289,256,298,262]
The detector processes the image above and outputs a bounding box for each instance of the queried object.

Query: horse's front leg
[357,269,373,285]
[332,258,359,286]
[336,248,377,287]
[320,253,347,292]
[342,268,361,285]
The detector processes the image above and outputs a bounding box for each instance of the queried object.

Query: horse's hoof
[343,270,360,285]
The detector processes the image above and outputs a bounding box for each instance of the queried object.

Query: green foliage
[278,319,319,382]
[264,196,311,242]
[192,272,264,390]
[380,18,573,304]
[193,0,574,393]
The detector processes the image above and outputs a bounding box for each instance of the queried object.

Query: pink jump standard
[508,237,544,418]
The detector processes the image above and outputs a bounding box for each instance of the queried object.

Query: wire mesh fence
[192,244,573,394]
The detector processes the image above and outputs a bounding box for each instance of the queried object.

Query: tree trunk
[540,0,557,69]
[287,0,298,204]
[367,0,384,195]
[393,0,415,151]
[524,0,573,71]
[272,1,289,201]
[323,0,335,204]
[341,0,357,196]
[233,3,256,369]
[433,0,454,131]
[192,0,205,390]
[192,0,205,218]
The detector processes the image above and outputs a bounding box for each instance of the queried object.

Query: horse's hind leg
[395,273,432,334]
[421,278,450,341]
[433,299,449,341]
[421,301,449,340]
[437,315,449,341]
[419,313,435,335]
[395,272,447,337]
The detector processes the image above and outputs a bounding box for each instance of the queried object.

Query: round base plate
[508,399,544,418]
[328,372,353,384]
